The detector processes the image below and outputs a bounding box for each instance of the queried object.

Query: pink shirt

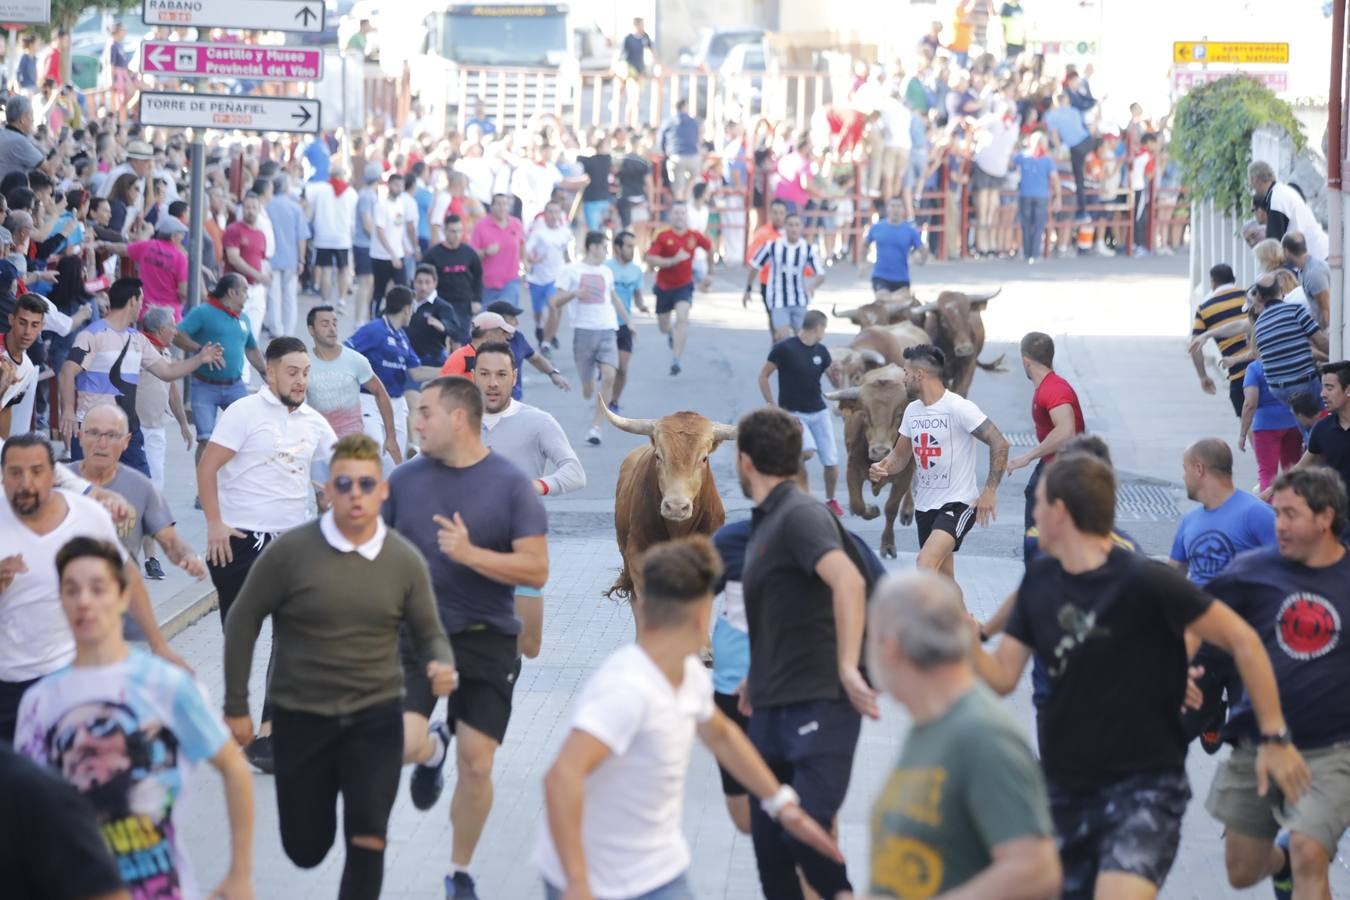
[774,151,811,206]
[469,215,525,289]
[127,239,188,320]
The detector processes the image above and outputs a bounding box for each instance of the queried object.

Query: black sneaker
[549,337,560,350]
[410,721,452,811]
[667,333,674,349]
[670,361,682,376]
[445,871,479,900]
[144,557,166,580]
[244,735,274,774]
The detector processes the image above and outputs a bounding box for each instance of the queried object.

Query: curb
[156,583,219,641]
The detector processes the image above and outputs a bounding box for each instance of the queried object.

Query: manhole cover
[1116,480,1180,522]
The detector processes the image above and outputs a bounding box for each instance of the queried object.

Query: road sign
[1173,69,1288,94]
[139,92,320,134]
[143,42,323,82]
[1173,42,1289,65]
[0,0,48,24]
[142,0,324,33]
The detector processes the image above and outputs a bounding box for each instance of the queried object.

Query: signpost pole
[186,138,205,314]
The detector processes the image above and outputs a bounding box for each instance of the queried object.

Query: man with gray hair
[0,96,41,181]
[1248,160,1328,259]
[266,174,310,337]
[866,569,1060,899]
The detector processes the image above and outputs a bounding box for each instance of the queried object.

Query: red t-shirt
[222,221,267,284]
[1032,371,1085,462]
[650,228,713,291]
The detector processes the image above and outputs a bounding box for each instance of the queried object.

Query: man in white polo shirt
[0,433,182,744]
[197,336,337,772]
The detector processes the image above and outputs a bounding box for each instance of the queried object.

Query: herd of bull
[600,289,1006,602]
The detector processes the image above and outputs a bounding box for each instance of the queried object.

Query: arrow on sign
[291,106,313,128]
[146,44,170,70]
[295,5,317,26]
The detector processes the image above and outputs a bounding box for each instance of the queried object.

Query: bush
[1171,75,1306,214]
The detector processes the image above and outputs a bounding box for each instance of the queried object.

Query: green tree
[1171,75,1306,214]
[27,0,138,34]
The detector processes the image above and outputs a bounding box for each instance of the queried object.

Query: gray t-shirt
[0,127,43,182]
[1301,257,1331,299]
[383,451,548,635]
[103,464,174,560]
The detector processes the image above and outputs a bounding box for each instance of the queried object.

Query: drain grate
[1116,480,1180,521]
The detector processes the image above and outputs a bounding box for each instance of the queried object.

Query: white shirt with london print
[898,389,988,512]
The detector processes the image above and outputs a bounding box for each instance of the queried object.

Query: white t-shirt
[1269,182,1329,260]
[898,390,988,510]
[973,114,1018,178]
[370,195,407,261]
[517,162,561,226]
[0,489,125,681]
[210,388,337,533]
[306,347,375,438]
[308,180,358,250]
[555,261,618,330]
[532,645,714,897]
[879,95,912,150]
[2,343,37,435]
[525,222,573,286]
[399,192,420,256]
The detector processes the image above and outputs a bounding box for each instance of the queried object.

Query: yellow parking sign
[1173,42,1290,65]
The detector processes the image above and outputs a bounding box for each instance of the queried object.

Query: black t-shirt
[617,154,651,198]
[422,242,483,310]
[1208,546,1350,749]
[1308,415,1350,492]
[579,154,612,202]
[0,745,126,899]
[742,482,853,708]
[622,32,652,71]
[407,296,464,365]
[769,337,831,413]
[1006,547,1212,791]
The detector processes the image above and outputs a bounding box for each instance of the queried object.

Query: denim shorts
[483,279,521,305]
[543,872,692,900]
[790,407,838,467]
[528,281,554,315]
[190,378,248,439]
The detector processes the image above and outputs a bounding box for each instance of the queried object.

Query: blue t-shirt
[177,303,257,382]
[1013,154,1056,199]
[607,258,643,313]
[1170,491,1276,587]
[1208,547,1350,749]
[1044,105,1089,148]
[1243,360,1299,432]
[383,452,548,635]
[866,220,923,283]
[507,330,534,401]
[48,211,84,255]
[346,317,421,399]
[353,188,376,248]
[414,186,434,242]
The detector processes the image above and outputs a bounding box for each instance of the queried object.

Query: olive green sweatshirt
[223,519,453,718]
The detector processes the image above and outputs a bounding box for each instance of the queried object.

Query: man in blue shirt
[345,286,442,470]
[1012,137,1061,263]
[659,99,702,201]
[265,174,311,338]
[1043,92,1096,218]
[606,230,647,412]
[1171,438,1277,752]
[864,197,927,300]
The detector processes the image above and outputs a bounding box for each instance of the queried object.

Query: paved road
[143,253,1350,897]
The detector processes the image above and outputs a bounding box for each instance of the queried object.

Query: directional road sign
[142,42,323,82]
[139,92,320,134]
[0,0,49,24]
[142,0,324,33]
[1173,42,1289,65]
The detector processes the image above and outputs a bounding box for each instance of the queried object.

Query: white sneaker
[587,427,601,446]
[1094,242,1116,257]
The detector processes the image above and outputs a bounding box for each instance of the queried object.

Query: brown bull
[831,295,914,328]
[599,395,737,602]
[906,289,1006,397]
[831,322,930,387]
[825,365,916,558]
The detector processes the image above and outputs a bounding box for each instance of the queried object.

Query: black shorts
[315,247,349,267]
[916,501,976,551]
[871,277,910,293]
[1228,377,1245,418]
[352,245,373,276]
[401,628,521,744]
[713,691,749,796]
[616,324,633,354]
[654,283,694,315]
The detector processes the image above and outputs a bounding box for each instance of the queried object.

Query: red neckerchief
[143,328,168,350]
[330,175,350,196]
[207,297,240,318]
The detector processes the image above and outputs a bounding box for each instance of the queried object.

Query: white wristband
[761,784,800,821]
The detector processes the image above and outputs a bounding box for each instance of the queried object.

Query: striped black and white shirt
[1253,300,1320,386]
[752,238,822,309]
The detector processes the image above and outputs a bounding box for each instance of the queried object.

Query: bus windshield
[442,7,568,66]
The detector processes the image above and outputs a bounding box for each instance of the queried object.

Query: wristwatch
[761,784,800,821]
[548,369,561,377]
[1259,728,1292,746]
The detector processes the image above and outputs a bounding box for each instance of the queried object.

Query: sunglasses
[332,475,380,495]
[53,715,124,757]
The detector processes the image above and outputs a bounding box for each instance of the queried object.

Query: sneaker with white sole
[587,427,602,446]
[410,721,451,811]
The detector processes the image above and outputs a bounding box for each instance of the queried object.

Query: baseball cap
[155,216,188,237]
[363,162,381,183]
[485,299,524,318]
[471,311,516,335]
[126,140,154,160]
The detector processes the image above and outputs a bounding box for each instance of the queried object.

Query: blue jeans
[583,199,610,230]
[544,873,693,900]
[190,378,248,440]
[1018,196,1049,259]
[528,281,554,316]
[1268,372,1323,439]
[483,279,521,305]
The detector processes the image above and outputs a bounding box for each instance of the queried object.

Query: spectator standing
[423,213,484,331]
[1249,160,1328,259]
[659,99,703,202]
[14,35,37,91]
[370,173,410,316]
[266,174,311,338]
[1239,360,1304,493]
[617,17,655,127]
[773,134,816,217]
[471,192,526,306]
[867,570,1060,898]
[353,163,380,324]
[0,96,43,183]
[308,163,358,313]
[1283,232,1331,328]
[877,91,912,205]
[222,192,272,347]
[579,133,614,233]
[126,217,190,320]
[135,305,192,493]
[1012,134,1060,263]
[1251,273,1328,433]
[1044,92,1095,219]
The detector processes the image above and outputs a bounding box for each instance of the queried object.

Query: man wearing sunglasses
[223,434,456,900]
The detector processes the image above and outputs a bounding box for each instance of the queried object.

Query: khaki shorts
[881,147,909,184]
[1205,741,1350,855]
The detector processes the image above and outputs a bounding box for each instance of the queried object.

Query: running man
[306,305,401,450]
[749,212,825,342]
[757,308,844,514]
[869,344,1010,580]
[386,377,548,900]
[474,342,584,660]
[864,195,927,301]
[524,200,572,351]
[547,230,637,446]
[646,204,712,376]
[606,230,648,412]
[745,198,788,340]
[224,434,456,900]
[1005,332,1085,530]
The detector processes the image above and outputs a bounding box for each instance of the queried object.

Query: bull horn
[858,348,886,366]
[824,387,861,402]
[911,302,938,316]
[596,393,656,436]
[832,304,860,321]
[711,422,738,443]
[965,287,1003,303]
